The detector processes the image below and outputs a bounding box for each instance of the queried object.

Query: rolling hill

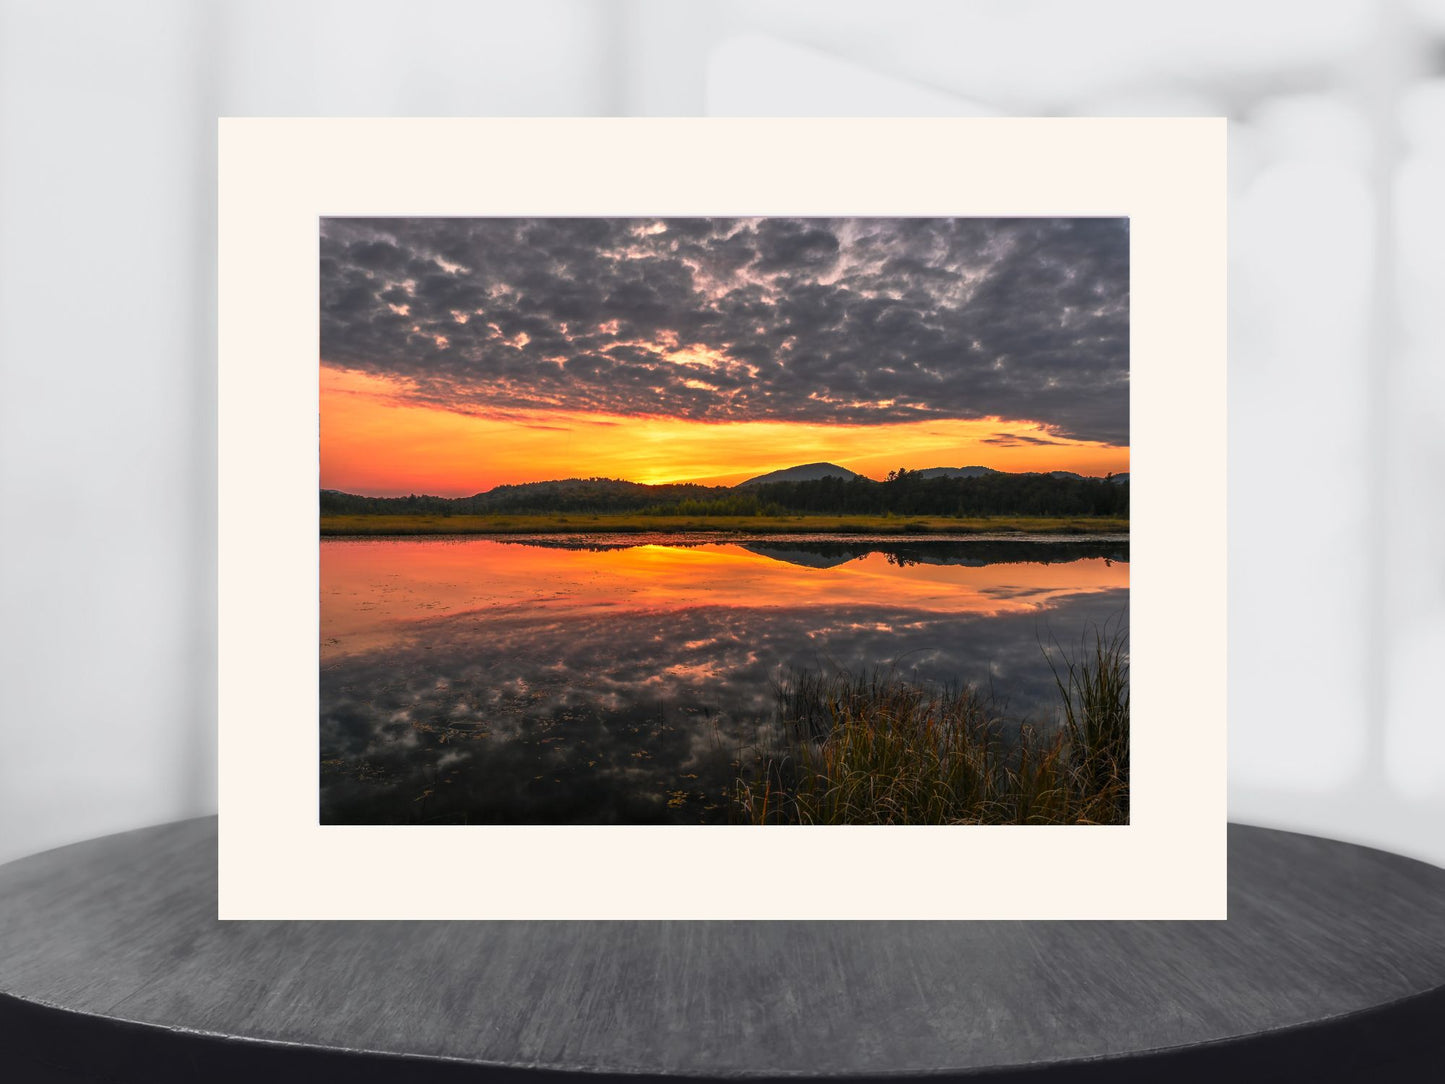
[737,462,862,486]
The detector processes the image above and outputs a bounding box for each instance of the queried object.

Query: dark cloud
[982,430,1069,447]
[319,217,1128,444]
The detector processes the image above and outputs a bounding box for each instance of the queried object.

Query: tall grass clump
[734,629,1128,825]
[1050,624,1129,825]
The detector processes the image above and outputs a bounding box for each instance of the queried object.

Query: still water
[320,535,1128,824]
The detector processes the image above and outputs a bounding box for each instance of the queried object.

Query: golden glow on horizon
[321,365,1129,496]
[321,538,1129,658]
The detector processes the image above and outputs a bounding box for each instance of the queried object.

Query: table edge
[4,980,1445,1083]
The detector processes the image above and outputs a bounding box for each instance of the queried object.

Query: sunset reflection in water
[320,536,1128,825]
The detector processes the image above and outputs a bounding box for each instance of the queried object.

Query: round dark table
[1,819,1442,1082]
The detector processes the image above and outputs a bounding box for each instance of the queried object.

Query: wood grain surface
[0,818,1442,1082]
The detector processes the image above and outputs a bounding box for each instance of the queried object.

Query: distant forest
[321,469,1129,519]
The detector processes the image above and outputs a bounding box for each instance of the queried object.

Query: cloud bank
[320,217,1128,445]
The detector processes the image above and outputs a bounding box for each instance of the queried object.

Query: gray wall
[3,0,1443,866]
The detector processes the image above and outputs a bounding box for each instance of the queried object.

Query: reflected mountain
[743,545,858,569]
[497,536,1129,569]
[742,539,1129,569]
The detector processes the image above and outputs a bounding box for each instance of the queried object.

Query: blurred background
[2,0,1442,866]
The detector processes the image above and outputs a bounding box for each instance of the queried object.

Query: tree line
[746,470,1128,517]
[321,469,1127,518]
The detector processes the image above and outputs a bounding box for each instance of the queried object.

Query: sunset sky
[320,217,1129,495]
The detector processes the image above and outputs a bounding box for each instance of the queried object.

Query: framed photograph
[219,118,1225,919]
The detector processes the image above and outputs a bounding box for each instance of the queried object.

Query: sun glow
[321,365,1129,496]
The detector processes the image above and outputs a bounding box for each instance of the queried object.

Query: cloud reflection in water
[320,538,1127,824]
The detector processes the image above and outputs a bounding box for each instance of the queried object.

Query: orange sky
[321,365,1129,496]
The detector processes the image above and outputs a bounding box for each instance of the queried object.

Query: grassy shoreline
[733,629,1129,825]
[321,513,1129,537]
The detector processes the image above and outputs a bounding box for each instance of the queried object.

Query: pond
[320,535,1128,824]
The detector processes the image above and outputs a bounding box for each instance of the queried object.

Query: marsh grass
[733,629,1129,825]
[1049,624,1130,825]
